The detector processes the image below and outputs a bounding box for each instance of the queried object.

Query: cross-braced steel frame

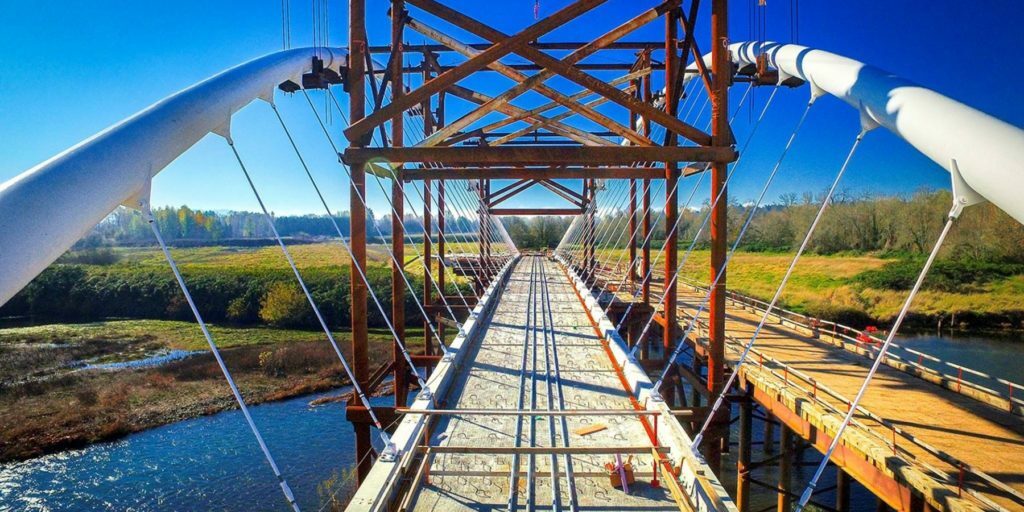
[342,0,736,483]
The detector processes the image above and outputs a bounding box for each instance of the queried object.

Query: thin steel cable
[301,89,452,353]
[796,206,961,512]
[143,204,300,512]
[228,137,415,425]
[268,102,432,396]
[325,88,486,314]
[622,86,779,352]
[614,84,759,335]
[691,129,869,452]
[649,98,816,393]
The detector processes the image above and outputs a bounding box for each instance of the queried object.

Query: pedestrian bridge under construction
[1,0,1023,511]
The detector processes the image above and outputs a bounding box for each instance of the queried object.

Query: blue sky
[1,1,1022,216]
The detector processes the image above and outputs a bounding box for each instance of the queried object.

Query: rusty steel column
[778,423,793,512]
[422,51,434,374]
[836,466,851,512]
[737,392,752,512]
[643,50,651,364]
[484,180,492,281]
[437,180,446,345]
[347,0,372,483]
[391,0,409,409]
[662,6,680,408]
[476,178,485,295]
[436,92,446,345]
[706,0,731,473]
[627,176,638,348]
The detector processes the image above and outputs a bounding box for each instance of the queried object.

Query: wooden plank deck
[673,286,1024,511]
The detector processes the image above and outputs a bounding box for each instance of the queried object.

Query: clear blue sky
[2,1,1022,216]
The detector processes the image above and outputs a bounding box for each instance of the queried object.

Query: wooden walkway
[673,286,1024,511]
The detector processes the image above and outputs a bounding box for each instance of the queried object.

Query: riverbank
[0,320,402,462]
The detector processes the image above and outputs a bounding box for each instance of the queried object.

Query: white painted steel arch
[0,47,347,306]
[691,41,1024,224]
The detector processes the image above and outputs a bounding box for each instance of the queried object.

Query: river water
[0,390,391,511]
[0,333,1019,511]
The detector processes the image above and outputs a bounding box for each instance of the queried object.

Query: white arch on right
[693,41,1024,224]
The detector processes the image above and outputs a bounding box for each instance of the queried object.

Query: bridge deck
[407,256,680,511]
[674,286,1024,511]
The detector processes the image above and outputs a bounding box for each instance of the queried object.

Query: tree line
[74,190,1024,262]
[570,189,1024,262]
[79,206,481,247]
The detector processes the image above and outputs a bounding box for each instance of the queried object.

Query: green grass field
[591,247,1024,324]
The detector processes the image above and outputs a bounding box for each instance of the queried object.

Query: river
[0,390,391,511]
[0,332,1019,511]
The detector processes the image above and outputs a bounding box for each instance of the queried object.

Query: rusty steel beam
[489,178,532,199]
[473,69,650,138]
[437,81,610,146]
[487,179,537,207]
[641,50,653,312]
[344,0,606,142]
[391,0,409,409]
[406,17,645,146]
[421,53,435,374]
[368,41,668,53]
[489,208,582,216]
[386,62,670,73]
[347,0,372,484]
[459,1,676,145]
[707,0,730,473]
[401,166,668,181]
[488,86,633,147]
[406,0,712,146]
[537,179,585,207]
[661,4,680,409]
[345,145,735,166]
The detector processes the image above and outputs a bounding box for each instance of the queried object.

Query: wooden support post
[348,0,372,484]
[778,423,793,512]
[836,466,851,512]
[391,0,409,411]
[706,0,730,475]
[737,393,752,512]
[764,407,776,455]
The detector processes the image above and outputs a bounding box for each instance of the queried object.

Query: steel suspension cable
[796,202,963,512]
[268,102,434,397]
[620,86,779,346]
[143,204,300,512]
[323,89,479,322]
[596,88,740,303]
[648,97,817,394]
[301,90,453,354]
[615,84,761,335]
[691,128,869,453]
[327,88,501,290]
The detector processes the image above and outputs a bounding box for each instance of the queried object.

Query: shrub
[259,282,312,327]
